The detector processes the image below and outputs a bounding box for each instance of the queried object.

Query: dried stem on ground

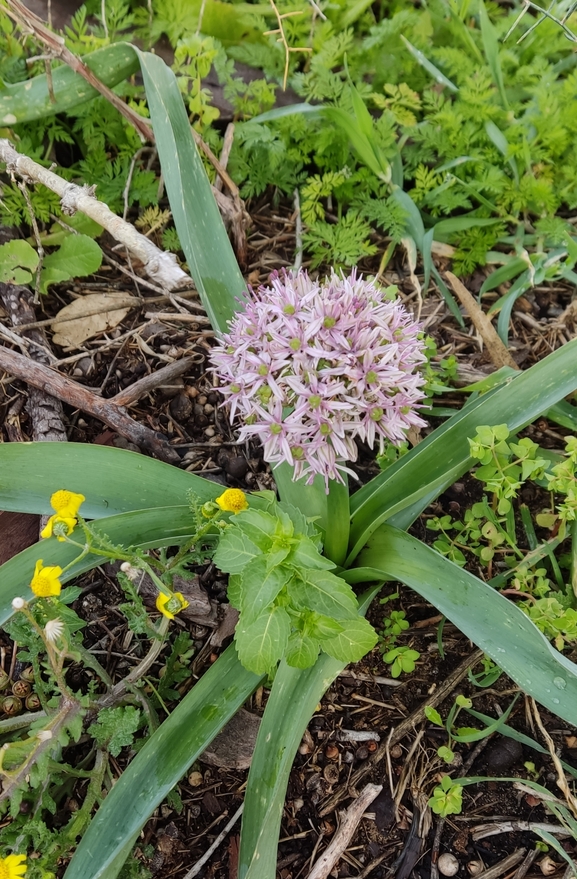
[306,783,383,879]
[0,343,181,463]
[0,139,191,291]
[445,273,519,371]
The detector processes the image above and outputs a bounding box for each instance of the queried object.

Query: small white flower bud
[11,597,26,610]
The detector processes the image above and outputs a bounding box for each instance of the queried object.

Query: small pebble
[204,427,215,437]
[438,853,459,877]
[198,394,207,405]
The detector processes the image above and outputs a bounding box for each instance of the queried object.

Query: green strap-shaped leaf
[0,443,220,518]
[357,525,577,726]
[348,337,577,562]
[134,48,246,335]
[238,587,379,879]
[0,43,139,125]
[63,644,262,879]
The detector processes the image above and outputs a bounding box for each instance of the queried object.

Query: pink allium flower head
[211,269,427,488]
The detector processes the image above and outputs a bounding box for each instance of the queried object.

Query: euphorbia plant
[1,44,577,879]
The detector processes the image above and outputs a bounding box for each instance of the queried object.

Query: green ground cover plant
[1,1,577,877]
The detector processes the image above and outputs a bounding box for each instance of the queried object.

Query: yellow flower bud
[156,592,189,620]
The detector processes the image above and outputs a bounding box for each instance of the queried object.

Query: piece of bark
[0,344,181,464]
[200,708,261,770]
[445,272,519,371]
[0,282,68,442]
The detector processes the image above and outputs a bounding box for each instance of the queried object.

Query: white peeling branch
[0,139,192,291]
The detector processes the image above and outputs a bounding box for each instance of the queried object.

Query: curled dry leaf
[50,293,140,349]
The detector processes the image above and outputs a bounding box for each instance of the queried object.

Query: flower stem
[324,478,350,567]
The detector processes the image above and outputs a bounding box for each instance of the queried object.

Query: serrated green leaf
[235,606,290,675]
[213,531,261,574]
[234,509,277,549]
[292,570,358,620]
[287,535,335,570]
[240,556,291,623]
[321,616,378,662]
[286,633,320,669]
[228,574,242,610]
[88,707,141,758]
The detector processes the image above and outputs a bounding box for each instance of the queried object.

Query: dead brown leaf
[50,293,139,349]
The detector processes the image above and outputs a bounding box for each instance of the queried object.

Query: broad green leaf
[0,505,204,626]
[213,531,260,574]
[238,587,380,879]
[400,35,459,92]
[63,645,262,879]
[227,573,242,609]
[234,509,277,549]
[357,525,577,727]
[0,239,38,284]
[240,556,291,623]
[288,536,335,570]
[348,337,577,561]
[0,443,220,518]
[292,570,358,620]
[0,43,138,125]
[286,633,320,668]
[235,605,290,674]
[39,234,103,295]
[320,616,378,662]
[135,49,245,334]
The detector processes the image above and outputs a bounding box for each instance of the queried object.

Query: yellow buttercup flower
[215,489,248,514]
[0,852,27,879]
[41,490,85,540]
[156,592,189,620]
[30,560,63,598]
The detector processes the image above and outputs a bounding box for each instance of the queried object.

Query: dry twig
[445,272,519,370]
[0,344,181,463]
[306,784,382,879]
